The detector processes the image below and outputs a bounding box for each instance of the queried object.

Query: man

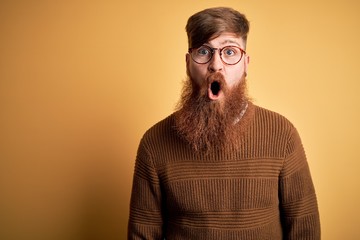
[128,7,320,239]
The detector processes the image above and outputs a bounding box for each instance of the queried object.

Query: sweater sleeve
[279,127,321,240]
[128,137,165,240]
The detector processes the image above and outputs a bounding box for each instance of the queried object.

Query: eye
[223,47,238,56]
[197,47,210,56]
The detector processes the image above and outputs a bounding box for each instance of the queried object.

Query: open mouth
[208,80,222,100]
[206,72,225,100]
[210,81,221,96]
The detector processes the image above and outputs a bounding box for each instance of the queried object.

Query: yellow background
[1,0,359,239]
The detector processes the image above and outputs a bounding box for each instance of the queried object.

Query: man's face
[186,32,249,102]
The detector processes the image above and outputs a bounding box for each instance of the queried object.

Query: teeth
[211,81,221,95]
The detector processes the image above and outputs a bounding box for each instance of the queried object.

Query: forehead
[207,32,244,48]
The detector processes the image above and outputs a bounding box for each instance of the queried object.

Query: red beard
[174,72,249,152]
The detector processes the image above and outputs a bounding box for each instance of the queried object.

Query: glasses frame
[188,45,246,65]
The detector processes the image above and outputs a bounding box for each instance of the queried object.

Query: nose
[208,50,223,72]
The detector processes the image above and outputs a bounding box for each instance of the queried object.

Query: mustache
[207,72,225,85]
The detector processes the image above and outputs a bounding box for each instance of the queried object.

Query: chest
[158,158,283,213]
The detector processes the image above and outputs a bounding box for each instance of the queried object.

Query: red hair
[186,7,250,49]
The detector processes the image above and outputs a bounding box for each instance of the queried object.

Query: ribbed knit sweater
[128,103,320,239]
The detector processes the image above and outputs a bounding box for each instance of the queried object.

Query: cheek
[226,68,245,87]
[189,64,207,85]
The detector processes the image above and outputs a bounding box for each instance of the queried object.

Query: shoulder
[143,114,175,139]
[253,104,296,131]
[139,114,178,150]
[249,104,304,158]
[250,104,302,147]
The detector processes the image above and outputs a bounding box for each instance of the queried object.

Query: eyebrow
[205,39,241,48]
[220,40,241,46]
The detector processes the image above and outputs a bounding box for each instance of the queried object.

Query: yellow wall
[1,0,359,239]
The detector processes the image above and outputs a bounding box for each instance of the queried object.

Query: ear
[244,55,250,76]
[186,53,191,75]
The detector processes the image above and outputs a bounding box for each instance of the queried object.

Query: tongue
[208,81,222,100]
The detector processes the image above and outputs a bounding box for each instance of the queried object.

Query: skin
[186,32,250,101]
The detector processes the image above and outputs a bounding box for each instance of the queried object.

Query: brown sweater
[128,103,320,239]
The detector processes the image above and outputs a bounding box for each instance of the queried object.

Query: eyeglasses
[189,45,246,65]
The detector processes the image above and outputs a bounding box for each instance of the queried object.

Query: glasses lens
[221,46,242,65]
[191,46,212,64]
